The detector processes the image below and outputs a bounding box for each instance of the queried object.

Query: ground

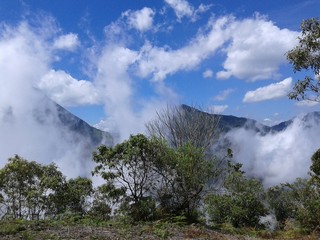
[0,219,319,240]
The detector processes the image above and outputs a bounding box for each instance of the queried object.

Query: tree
[92,134,166,221]
[310,148,320,180]
[146,104,220,151]
[88,185,112,221]
[63,177,93,216]
[0,155,42,219]
[267,176,320,231]
[286,18,320,102]
[156,143,220,221]
[92,133,223,222]
[267,183,299,229]
[205,163,267,228]
[0,155,65,220]
[146,105,228,221]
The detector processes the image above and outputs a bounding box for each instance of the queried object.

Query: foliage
[145,104,226,221]
[205,163,267,228]
[0,155,65,220]
[287,18,320,101]
[267,184,296,228]
[92,134,167,221]
[92,134,223,222]
[267,178,320,232]
[64,177,93,215]
[310,148,320,180]
[0,155,95,222]
[88,186,112,221]
[157,143,218,221]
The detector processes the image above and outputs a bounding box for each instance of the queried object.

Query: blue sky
[0,0,319,138]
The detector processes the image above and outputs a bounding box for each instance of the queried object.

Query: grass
[0,217,319,240]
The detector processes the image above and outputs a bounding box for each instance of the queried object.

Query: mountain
[181,104,320,134]
[30,98,113,148]
[55,103,113,147]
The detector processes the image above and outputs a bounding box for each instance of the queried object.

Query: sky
[1,0,319,137]
[0,0,319,185]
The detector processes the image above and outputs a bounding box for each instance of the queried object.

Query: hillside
[54,103,113,147]
[182,104,320,134]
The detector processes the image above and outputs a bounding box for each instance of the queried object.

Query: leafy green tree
[267,177,320,231]
[88,185,113,221]
[286,18,320,101]
[205,163,267,228]
[310,148,320,181]
[0,155,65,220]
[267,184,296,229]
[157,143,220,221]
[294,149,320,230]
[64,177,93,216]
[146,105,227,221]
[0,155,42,219]
[30,163,65,219]
[40,164,66,218]
[92,134,166,221]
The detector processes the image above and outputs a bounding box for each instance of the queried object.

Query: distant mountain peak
[180,104,320,134]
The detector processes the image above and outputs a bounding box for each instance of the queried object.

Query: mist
[0,16,318,188]
[0,21,98,178]
[225,115,320,187]
[0,17,178,180]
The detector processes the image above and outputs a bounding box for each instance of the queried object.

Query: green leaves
[287,18,320,102]
[310,148,320,178]
[91,134,222,222]
[0,155,65,219]
[92,134,168,221]
[205,165,267,228]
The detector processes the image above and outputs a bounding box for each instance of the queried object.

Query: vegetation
[287,18,320,102]
[92,134,223,222]
[1,146,320,239]
[205,162,267,229]
[0,104,320,239]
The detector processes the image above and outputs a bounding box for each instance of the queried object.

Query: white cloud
[92,44,179,141]
[0,20,98,178]
[296,100,320,107]
[137,16,232,81]
[38,70,101,107]
[165,0,193,20]
[164,0,211,22]
[214,88,235,101]
[53,33,79,51]
[202,69,213,78]
[123,7,155,32]
[243,77,292,103]
[136,15,299,83]
[209,104,228,114]
[217,16,299,81]
[226,116,320,186]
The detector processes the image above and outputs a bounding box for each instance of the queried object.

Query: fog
[0,18,319,187]
[225,115,320,187]
[0,22,98,178]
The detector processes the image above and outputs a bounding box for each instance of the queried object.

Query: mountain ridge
[181,104,320,134]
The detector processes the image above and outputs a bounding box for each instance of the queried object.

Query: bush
[205,163,267,228]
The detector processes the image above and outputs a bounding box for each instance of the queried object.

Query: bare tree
[146,104,220,151]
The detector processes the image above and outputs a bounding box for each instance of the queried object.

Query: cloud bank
[225,115,320,187]
[0,2,311,187]
[0,21,101,178]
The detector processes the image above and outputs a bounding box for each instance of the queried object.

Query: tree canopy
[287,18,320,101]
